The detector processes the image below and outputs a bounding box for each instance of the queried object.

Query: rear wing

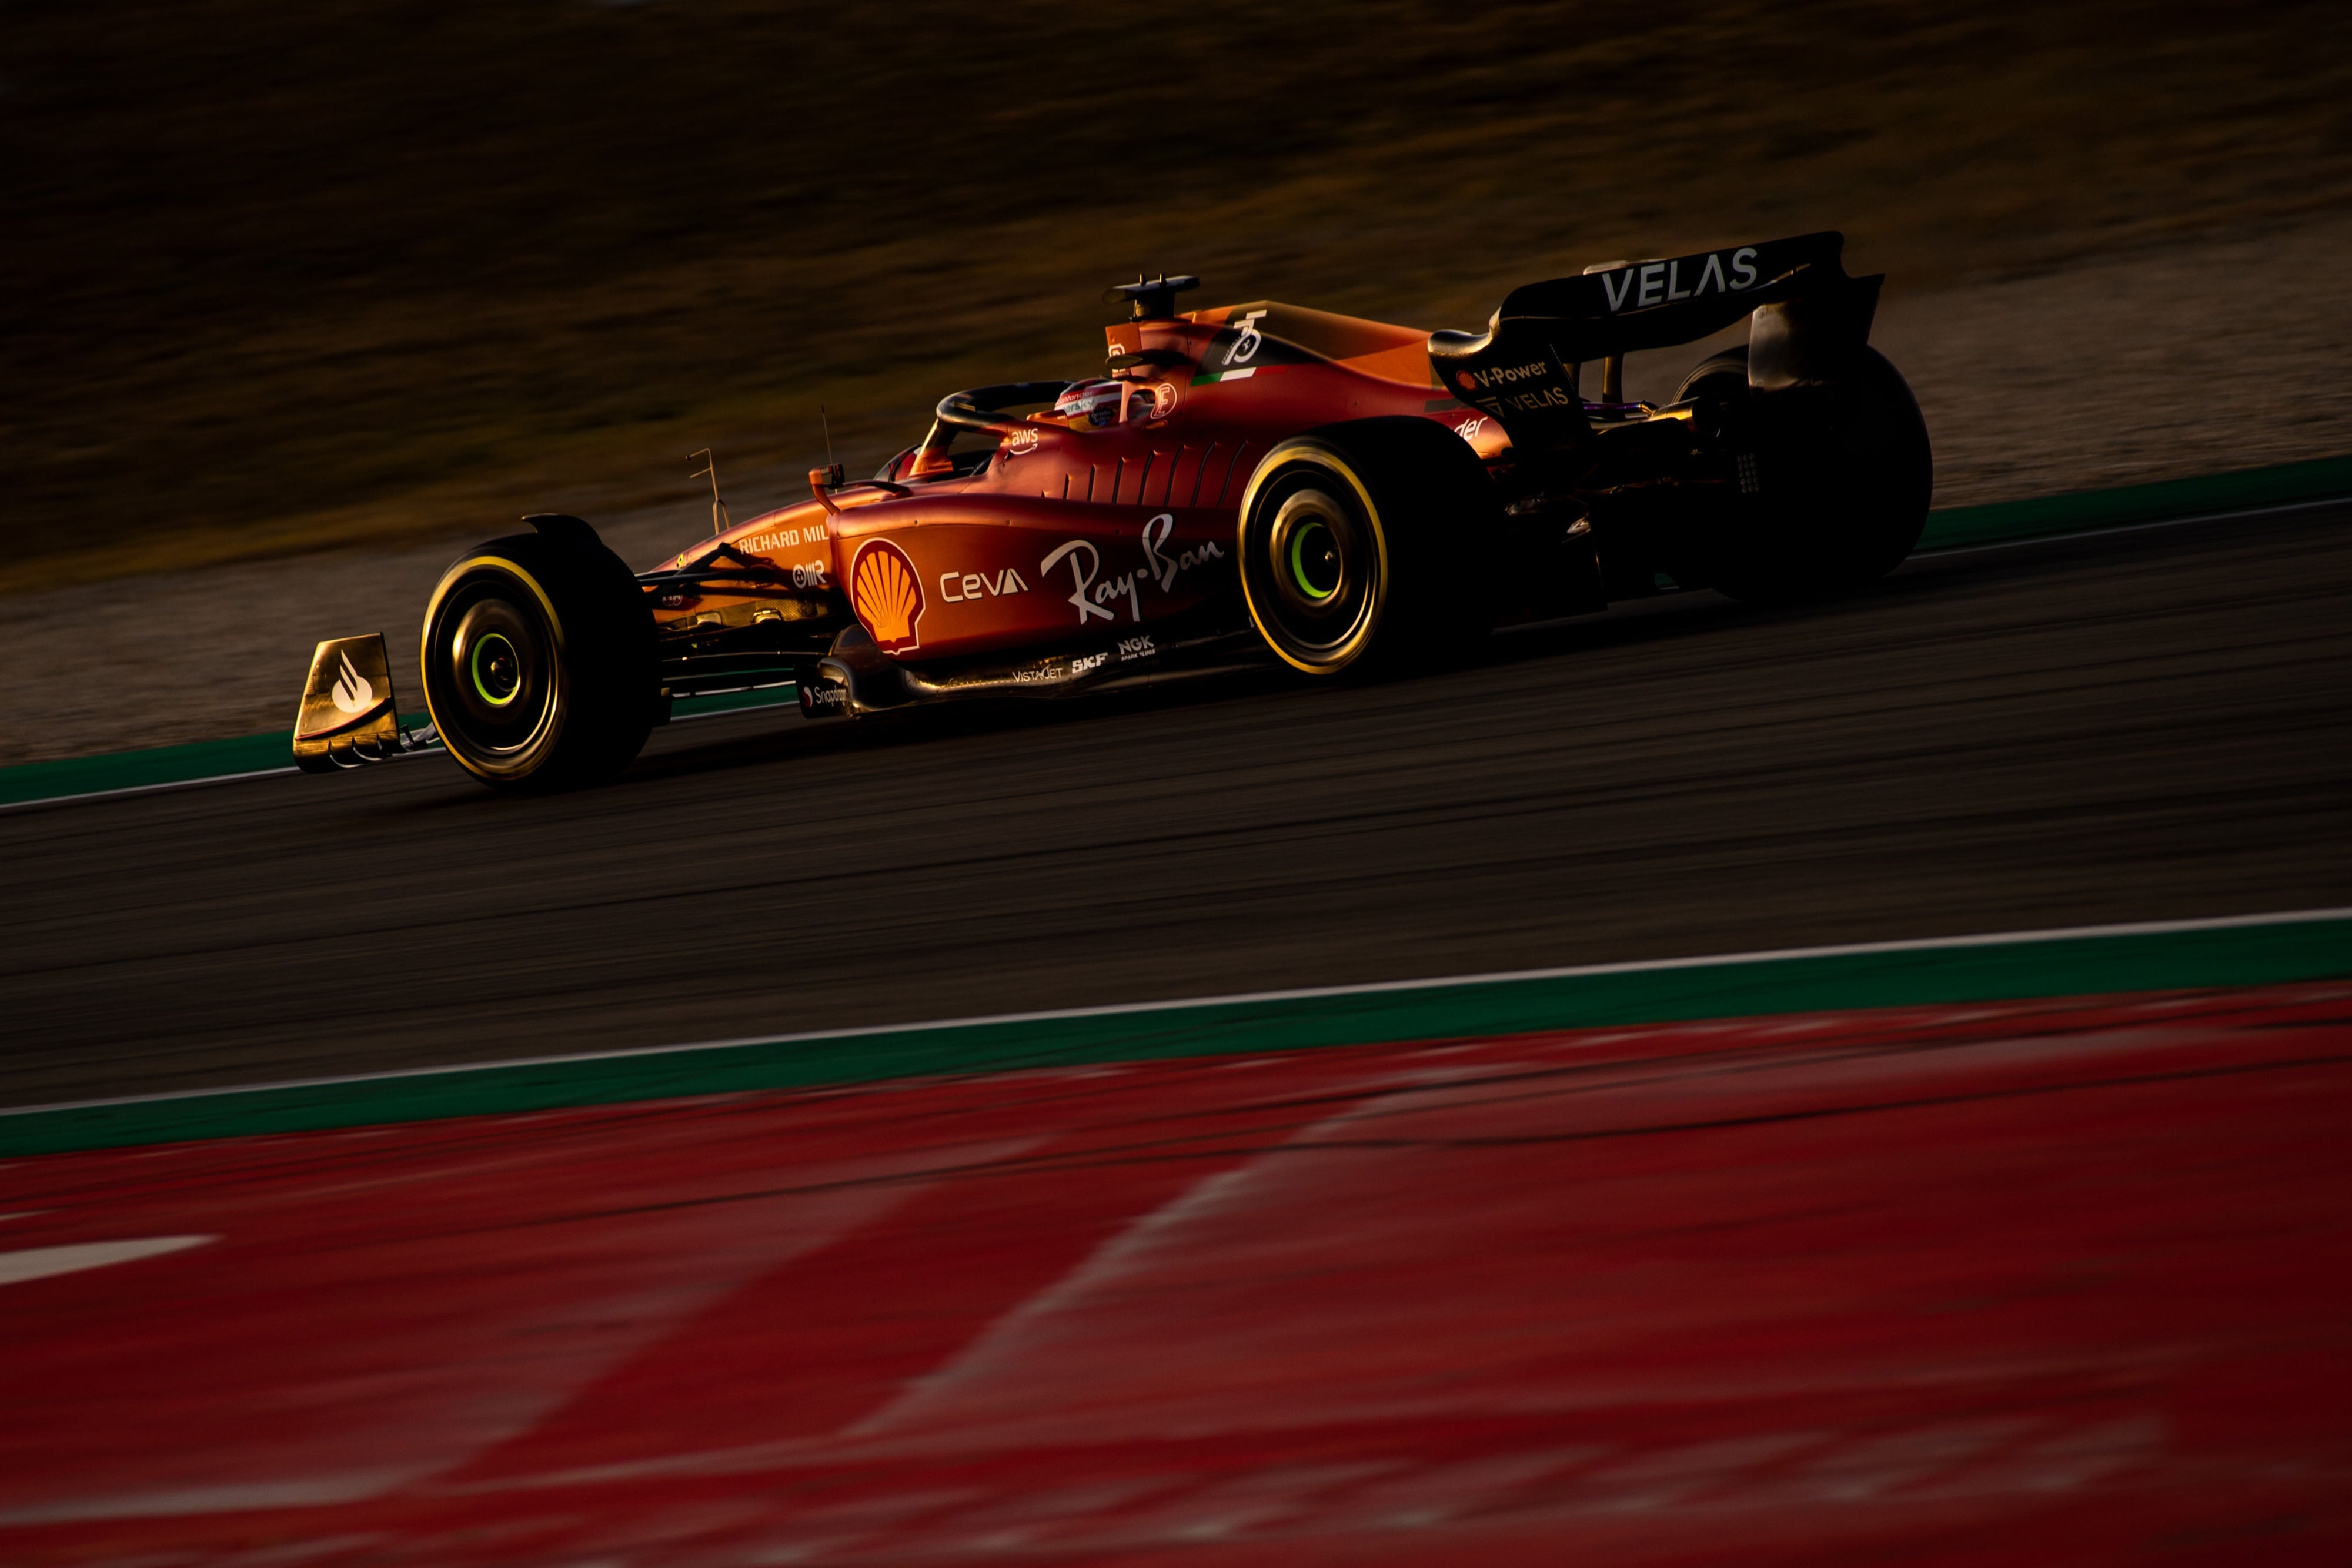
[1429,230,1882,450]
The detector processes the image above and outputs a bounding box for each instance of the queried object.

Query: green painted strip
[0,693,793,809]
[5,911,2345,1158]
[0,713,429,809]
[0,730,297,808]
[5,450,2346,810]
[1917,453,2352,551]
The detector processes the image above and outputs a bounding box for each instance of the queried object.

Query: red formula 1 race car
[292,231,1930,790]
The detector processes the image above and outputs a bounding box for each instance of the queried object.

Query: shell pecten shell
[851,540,924,650]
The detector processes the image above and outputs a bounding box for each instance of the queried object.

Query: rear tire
[1235,416,1497,676]
[420,530,656,790]
[1675,343,1933,603]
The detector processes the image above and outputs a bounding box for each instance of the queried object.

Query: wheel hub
[469,632,522,707]
[1268,489,1362,624]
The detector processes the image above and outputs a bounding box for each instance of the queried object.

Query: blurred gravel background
[4,1,2348,760]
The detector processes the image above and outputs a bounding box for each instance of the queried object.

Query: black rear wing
[1430,230,1882,450]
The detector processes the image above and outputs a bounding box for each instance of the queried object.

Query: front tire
[1236,416,1496,676]
[420,530,656,790]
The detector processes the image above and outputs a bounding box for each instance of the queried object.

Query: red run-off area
[4,986,2350,1566]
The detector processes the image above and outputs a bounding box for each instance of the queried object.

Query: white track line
[1916,493,2345,557]
[0,694,799,815]
[0,765,303,815]
[5,904,2345,1122]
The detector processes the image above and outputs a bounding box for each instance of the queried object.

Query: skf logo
[851,540,925,652]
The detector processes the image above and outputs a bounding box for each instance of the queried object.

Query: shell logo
[851,539,925,652]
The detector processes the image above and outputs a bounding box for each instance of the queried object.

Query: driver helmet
[1054,379,1130,427]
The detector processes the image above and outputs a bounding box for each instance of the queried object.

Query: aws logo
[851,540,924,652]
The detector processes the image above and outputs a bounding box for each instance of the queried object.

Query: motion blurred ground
[4,2,2349,760]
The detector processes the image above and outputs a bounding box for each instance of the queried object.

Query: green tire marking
[1288,519,1340,601]
[469,632,520,706]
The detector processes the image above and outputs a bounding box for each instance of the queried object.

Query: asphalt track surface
[5,503,2350,1108]
[7,986,2349,1563]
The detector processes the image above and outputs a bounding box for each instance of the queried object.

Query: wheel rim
[429,574,560,762]
[1242,464,1382,670]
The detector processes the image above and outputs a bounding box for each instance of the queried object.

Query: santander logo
[330,650,376,715]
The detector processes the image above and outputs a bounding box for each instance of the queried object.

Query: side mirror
[809,464,845,514]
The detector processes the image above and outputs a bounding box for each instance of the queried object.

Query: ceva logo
[330,650,376,715]
[851,540,925,653]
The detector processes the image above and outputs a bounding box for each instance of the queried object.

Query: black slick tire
[1676,343,1933,604]
[420,529,657,790]
[1235,416,1497,676]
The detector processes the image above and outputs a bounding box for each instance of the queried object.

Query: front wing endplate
[292,633,435,773]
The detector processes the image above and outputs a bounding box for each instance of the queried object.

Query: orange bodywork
[646,298,1504,670]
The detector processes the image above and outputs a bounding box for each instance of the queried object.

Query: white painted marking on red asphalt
[0,1471,415,1526]
[0,1236,213,1288]
[844,1090,1404,1444]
